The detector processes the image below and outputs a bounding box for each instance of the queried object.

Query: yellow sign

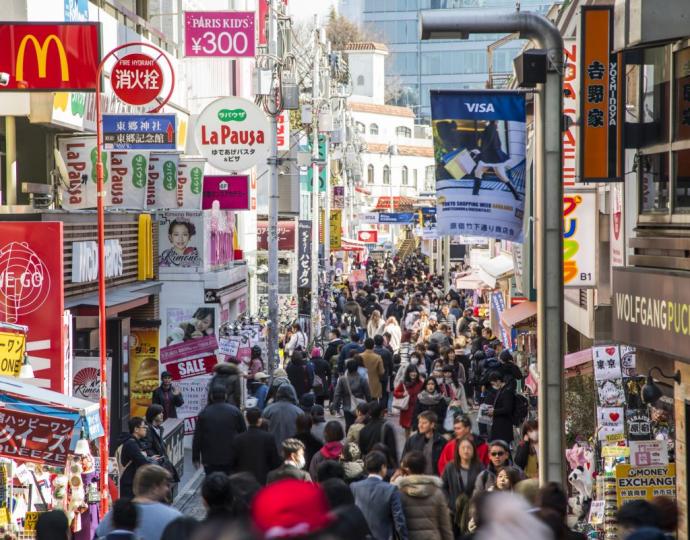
[330,210,342,250]
[602,445,630,458]
[615,464,676,507]
[17,35,69,82]
[129,328,160,418]
[138,214,154,280]
[24,511,40,531]
[606,433,625,443]
[0,331,26,377]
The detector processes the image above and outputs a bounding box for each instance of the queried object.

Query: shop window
[640,152,669,213]
[674,149,690,210]
[369,123,379,135]
[401,166,408,185]
[383,165,391,185]
[367,164,374,184]
[674,47,690,141]
[641,46,670,145]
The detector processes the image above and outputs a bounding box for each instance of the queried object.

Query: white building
[345,42,435,243]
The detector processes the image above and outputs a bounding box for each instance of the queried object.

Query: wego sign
[0,23,100,91]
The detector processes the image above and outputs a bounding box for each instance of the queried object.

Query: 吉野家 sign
[111,53,164,106]
[194,96,270,172]
[615,464,676,507]
[0,329,26,377]
[71,239,123,283]
[202,175,250,210]
[0,23,100,91]
[563,190,596,288]
[103,114,176,150]
[184,11,256,58]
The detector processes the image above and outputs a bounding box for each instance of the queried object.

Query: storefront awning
[65,281,162,315]
[455,271,488,290]
[477,254,515,288]
[500,301,537,329]
[564,348,593,378]
[340,238,367,252]
[374,196,416,212]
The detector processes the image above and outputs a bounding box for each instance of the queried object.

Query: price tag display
[0,330,26,377]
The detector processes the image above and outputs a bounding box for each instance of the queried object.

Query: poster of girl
[160,218,202,268]
[167,307,215,345]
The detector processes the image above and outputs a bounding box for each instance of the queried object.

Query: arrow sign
[103,114,177,150]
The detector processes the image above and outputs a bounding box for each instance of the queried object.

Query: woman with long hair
[514,419,539,479]
[441,436,484,536]
[393,364,425,437]
[384,316,402,354]
[366,310,385,338]
[412,377,448,432]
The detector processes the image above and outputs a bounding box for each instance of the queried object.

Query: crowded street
[0,0,686,539]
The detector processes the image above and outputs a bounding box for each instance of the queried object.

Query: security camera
[0,72,10,86]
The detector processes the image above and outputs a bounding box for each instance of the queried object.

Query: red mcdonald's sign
[0,23,100,91]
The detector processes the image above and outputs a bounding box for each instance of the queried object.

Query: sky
[287,0,338,22]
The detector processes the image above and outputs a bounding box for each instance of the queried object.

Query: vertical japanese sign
[610,182,625,268]
[430,91,526,241]
[578,6,619,182]
[330,210,342,250]
[297,220,312,289]
[277,110,290,152]
[563,39,578,189]
[563,191,596,287]
[0,223,65,392]
[332,186,345,209]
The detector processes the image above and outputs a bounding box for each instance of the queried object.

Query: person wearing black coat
[116,417,156,499]
[151,372,184,419]
[142,404,180,483]
[324,329,344,366]
[310,349,331,406]
[286,351,314,400]
[230,408,282,485]
[498,350,524,391]
[402,410,446,476]
[193,387,247,475]
[207,362,242,408]
[373,335,394,400]
[487,371,516,445]
[442,436,484,535]
[358,401,399,466]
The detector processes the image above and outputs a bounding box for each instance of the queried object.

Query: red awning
[374,196,416,211]
[340,238,367,252]
[355,186,372,195]
[500,301,537,329]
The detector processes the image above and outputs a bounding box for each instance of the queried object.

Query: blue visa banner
[378,212,417,224]
[430,90,526,242]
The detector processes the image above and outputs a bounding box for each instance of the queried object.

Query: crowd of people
[26,251,678,540]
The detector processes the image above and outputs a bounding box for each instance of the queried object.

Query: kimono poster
[430,90,526,242]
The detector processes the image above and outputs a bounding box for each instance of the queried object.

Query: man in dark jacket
[151,372,184,419]
[337,333,363,374]
[193,387,247,475]
[286,351,314,400]
[358,401,398,466]
[324,328,344,366]
[487,371,516,444]
[262,384,303,450]
[116,416,155,499]
[266,438,311,483]
[207,363,242,408]
[373,334,394,406]
[402,411,446,477]
[230,408,281,485]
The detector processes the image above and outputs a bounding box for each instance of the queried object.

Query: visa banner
[430,91,526,242]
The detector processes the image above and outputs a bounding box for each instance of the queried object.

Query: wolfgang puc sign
[612,267,690,358]
[0,23,100,91]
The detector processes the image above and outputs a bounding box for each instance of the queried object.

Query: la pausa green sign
[218,109,247,122]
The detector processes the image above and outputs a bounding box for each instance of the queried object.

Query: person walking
[230,408,281,485]
[207,362,242,408]
[332,359,371,431]
[151,371,184,420]
[310,347,331,406]
[442,435,484,536]
[337,332,364,374]
[394,451,453,540]
[487,372,516,445]
[358,401,399,466]
[474,440,514,494]
[514,419,539,480]
[262,384,303,451]
[351,451,409,540]
[192,387,247,475]
[367,310,385,338]
[308,421,345,479]
[142,404,179,483]
[286,351,314,400]
[267,438,312,483]
[393,365,425,437]
[402,411,446,477]
[384,316,402,354]
[115,417,156,499]
[361,338,385,401]
[285,322,308,357]
[412,378,448,433]
[374,334,395,407]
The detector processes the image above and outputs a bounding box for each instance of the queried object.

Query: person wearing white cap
[252,372,270,410]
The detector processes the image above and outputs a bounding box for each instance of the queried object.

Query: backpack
[512,393,529,426]
[114,443,131,488]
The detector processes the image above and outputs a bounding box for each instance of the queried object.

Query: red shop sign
[165,354,218,381]
[0,408,75,467]
[357,230,378,243]
[111,52,164,105]
[0,223,65,392]
[257,220,295,251]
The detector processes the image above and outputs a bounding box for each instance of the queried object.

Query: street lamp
[642,367,681,404]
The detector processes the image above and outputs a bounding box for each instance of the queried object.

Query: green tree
[326,7,373,51]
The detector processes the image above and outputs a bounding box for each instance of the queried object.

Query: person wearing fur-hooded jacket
[207,362,242,408]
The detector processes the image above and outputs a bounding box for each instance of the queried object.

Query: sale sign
[185,11,255,58]
[0,408,75,467]
[166,354,218,381]
[0,23,100,91]
[0,223,65,392]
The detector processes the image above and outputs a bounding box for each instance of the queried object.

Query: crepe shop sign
[0,409,75,467]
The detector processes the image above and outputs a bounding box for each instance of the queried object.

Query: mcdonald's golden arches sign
[0,23,100,91]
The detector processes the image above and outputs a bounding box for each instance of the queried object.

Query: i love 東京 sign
[194,97,270,173]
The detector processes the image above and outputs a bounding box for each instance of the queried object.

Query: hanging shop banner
[610,182,625,268]
[0,329,26,378]
[57,136,105,210]
[277,110,290,152]
[491,292,512,350]
[430,90,526,241]
[333,186,345,209]
[158,210,204,271]
[578,6,619,182]
[0,408,75,467]
[359,213,379,225]
[0,223,65,392]
[177,156,205,210]
[257,220,295,250]
[615,464,676,507]
[147,152,180,210]
[357,230,378,244]
[563,190,596,288]
[184,11,256,58]
[109,150,149,209]
[0,23,100,91]
[194,96,270,172]
[563,38,578,189]
[330,210,342,251]
[593,345,622,381]
[421,206,437,239]
[130,328,160,418]
[297,220,312,289]
[202,175,250,210]
[102,114,176,150]
[378,213,417,224]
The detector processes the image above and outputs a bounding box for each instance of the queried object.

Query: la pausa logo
[200,113,265,146]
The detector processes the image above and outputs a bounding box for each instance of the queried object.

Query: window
[640,153,669,213]
[355,122,365,134]
[370,123,379,135]
[383,165,391,185]
[413,169,418,188]
[674,47,690,141]
[396,126,411,138]
[401,166,408,186]
[425,165,435,189]
[367,164,375,185]
[356,75,365,86]
[640,46,670,146]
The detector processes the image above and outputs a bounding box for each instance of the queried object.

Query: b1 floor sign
[194,96,270,172]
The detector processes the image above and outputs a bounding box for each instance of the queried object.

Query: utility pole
[311,18,321,345]
[443,236,450,290]
[266,0,280,375]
